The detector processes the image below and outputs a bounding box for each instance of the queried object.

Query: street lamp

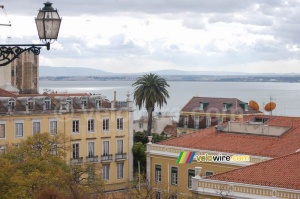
[0,2,61,66]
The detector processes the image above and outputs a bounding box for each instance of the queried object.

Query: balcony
[115,153,127,161]
[101,154,113,162]
[70,157,83,164]
[86,155,98,162]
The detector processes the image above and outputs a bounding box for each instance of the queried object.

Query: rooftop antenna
[0,5,11,26]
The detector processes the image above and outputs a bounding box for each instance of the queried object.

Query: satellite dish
[264,102,276,112]
[249,100,259,111]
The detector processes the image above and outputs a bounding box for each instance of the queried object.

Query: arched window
[44,97,51,110]
[8,99,16,110]
[66,98,72,108]
[81,97,87,109]
[27,98,34,110]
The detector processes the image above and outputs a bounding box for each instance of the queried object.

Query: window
[117,118,123,130]
[0,123,5,139]
[194,116,199,129]
[155,165,162,183]
[72,143,80,159]
[206,117,211,128]
[88,119,94,132]
[205,171,214,176]
[32,121,41,135]
[103,118,109,131]
[0,145,5,154]
[72,120,79,133]
[81,98,87,109]
[50,121,57,134]
[188,169,195,188]
[117,140,123,154]
[102,164,110,180]
[28,98,34,110]
[244,103,249,111]
[199,102,203,110]
[103,141,109,156]
[117,162,124,179]
[156,191,162,199]
[15,122,23,137]
[139,123,143,128]
[87,167,95,182]
[44,98,51,110]
[95,99,102,109]
[50,144,58,155]
[87,142,95,158]
[8,99,16,110]
[66,98,72,109]
[171,167,178,185]
[222,103,227,111]
[171,194,178,199]
[72,168,80,183]
[184,116,188,128]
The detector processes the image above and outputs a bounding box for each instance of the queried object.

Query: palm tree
[132,73,170,136]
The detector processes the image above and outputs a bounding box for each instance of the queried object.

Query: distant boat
[264,102,276,112]
[249,100,259,111]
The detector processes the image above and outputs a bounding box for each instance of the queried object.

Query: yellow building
[147,115,300,198]
[191,152,300,198]
[0,88,134,191]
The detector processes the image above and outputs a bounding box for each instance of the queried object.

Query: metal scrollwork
[0,46,42,66]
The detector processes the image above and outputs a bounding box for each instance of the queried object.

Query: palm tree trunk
[147,107,154,136]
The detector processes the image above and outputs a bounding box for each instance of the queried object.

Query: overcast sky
[1,0,300,74]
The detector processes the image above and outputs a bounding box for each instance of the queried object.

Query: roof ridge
[209,151,300,180]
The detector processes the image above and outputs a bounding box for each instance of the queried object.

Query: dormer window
[222,103,227,112]
[44,98,51,110]
[66,98,72,109]
[81,98,87,109]
[199,102,203,110]
[95,98,102,109]
[27,98,34,110]
[8,99,16,111]
[222,103,232,112]
[244,103,248,111]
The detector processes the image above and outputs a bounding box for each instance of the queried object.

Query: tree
[132,73,170,136]
[0,133,104,199]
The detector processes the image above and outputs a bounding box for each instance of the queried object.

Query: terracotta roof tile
[158,116,300,157]
[209,152,300,190]
[0,88,17,98]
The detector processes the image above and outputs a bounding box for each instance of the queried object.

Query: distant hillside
[40,66,114,76]
[40,66,286,77]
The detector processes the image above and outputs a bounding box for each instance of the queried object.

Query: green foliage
[132,132,168,174]
[132,142,146,173]
[134,131,148,144]
[0,133,104,199]
[132,73,170,135]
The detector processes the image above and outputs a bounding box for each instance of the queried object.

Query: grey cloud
[2,0,255,16]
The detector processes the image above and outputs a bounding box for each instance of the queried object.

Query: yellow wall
[0,109,131,188]
[150,154,240,197]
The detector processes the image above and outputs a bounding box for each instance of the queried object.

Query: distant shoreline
[39,75,300,83]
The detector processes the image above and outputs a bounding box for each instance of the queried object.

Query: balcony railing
[70,157,83,164]
[101,154,113,162]
[86,155,98,162]
[115,153,127,161]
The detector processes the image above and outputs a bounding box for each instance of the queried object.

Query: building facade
[147,115,300,198]
[177,97,263,135]
[133,112,174,134]
[0,88,134,191]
